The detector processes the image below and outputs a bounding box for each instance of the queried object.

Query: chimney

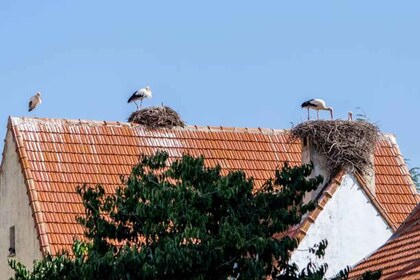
[302,136,331,203]
[364,153,376,195]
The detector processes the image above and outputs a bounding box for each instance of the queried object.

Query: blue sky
[1,1,420,168]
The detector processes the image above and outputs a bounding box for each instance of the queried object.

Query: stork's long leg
[307,109,310,120]
[140,100,143,109]
[134,101,139,110]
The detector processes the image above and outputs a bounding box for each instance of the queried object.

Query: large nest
[128,106,185,129]
[291,120,379,176]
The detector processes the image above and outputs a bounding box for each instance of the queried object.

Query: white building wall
[0,131,43,278]
[290,174,392,278]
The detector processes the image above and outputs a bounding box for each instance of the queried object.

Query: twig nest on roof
[128,106,185,129]
[291,120,379,175]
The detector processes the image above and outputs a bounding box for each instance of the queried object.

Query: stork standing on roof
[28,92,42,112]
[127,86,152,110]
[301,99,333,120]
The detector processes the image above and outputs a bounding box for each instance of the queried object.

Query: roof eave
[293,170,347,240]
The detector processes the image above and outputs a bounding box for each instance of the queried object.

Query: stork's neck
[327,107,334,120]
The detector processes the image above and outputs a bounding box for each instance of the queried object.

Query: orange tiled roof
[374,138,419,226]
[5,117,419,255]
[349,202,420,279]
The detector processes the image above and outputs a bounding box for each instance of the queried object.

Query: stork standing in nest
[301,99,333,120]
[128,86,152,109]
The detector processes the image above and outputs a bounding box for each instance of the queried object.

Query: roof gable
[291,174,394,278]
[5,116,419,255]
[350,203,420,279]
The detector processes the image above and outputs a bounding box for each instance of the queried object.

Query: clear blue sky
[1,1,420,168]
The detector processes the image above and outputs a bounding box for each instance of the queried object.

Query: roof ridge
[10,116,289,134]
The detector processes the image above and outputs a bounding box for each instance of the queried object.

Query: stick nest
[128,106,185,129]
[291,120,379,176]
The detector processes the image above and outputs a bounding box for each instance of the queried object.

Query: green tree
[9,151,380,280]
[409,167,420,192]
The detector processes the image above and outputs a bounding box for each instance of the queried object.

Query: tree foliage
[409,167,420,192]
[9,151,380,279]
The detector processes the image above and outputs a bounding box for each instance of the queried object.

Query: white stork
[348,111,353,121]
[301,99,333,120]
[28,92,42,112]
[127,86,152,109]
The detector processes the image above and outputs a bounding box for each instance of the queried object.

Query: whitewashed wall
[0,131,42,278]
[290,174,392,278]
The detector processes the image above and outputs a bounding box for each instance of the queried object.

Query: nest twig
[291,120,379,176]
[128,106,185,129]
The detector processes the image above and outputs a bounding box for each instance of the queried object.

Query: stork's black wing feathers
[128,90,148,103]
[301,99,315,108]
[28,101,34,112]
[127,91,138,103]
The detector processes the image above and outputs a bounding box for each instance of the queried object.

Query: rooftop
[5,116,419,255]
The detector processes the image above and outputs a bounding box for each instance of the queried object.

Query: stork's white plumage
[301,99,333,120]
[127,86,152,109]
[28,92,42,112]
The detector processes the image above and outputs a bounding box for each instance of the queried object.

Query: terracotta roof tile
[372,136,420,226]
[6,117,419,255]
[350,203,420,279]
